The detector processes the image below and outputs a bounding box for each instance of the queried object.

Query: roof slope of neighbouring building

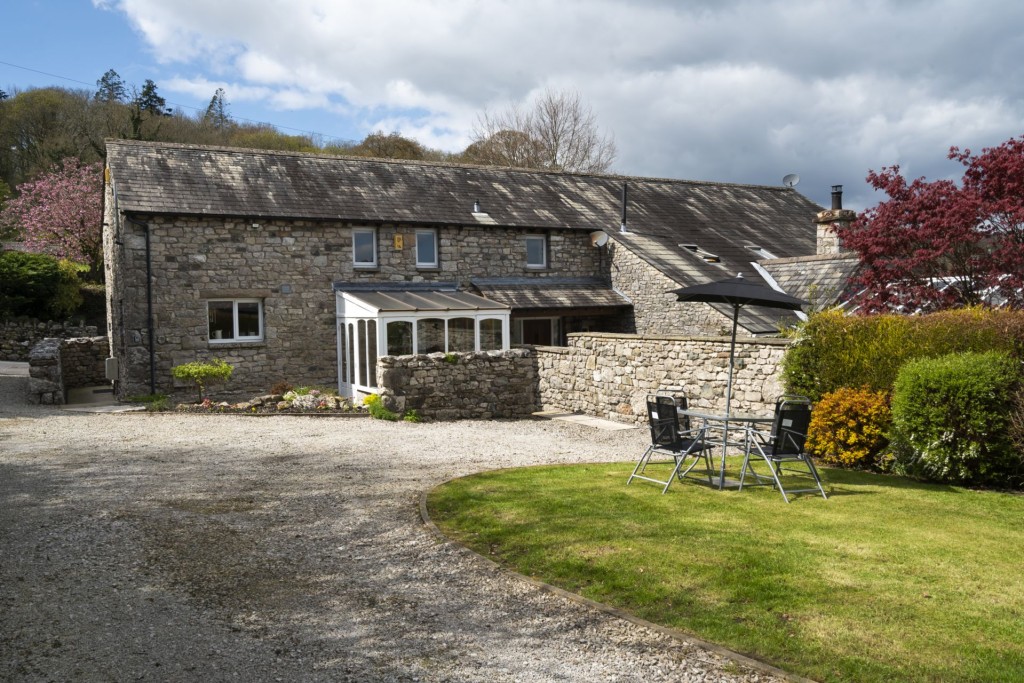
[756,253,862,311]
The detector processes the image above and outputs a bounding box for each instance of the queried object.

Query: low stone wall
[377,349,538,420]
[27,336,110,405]
[1,319,99,362]
[374,334,789,423]
[27,338,64,405]
[60,336,109,389]
[535,332,790,425]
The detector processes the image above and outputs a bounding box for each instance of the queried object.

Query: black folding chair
[628,393,714,493]
[739,395,827,502]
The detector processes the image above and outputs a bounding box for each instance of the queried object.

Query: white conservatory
[335,285,511,398]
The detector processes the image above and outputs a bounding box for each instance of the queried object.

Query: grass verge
[427,463,1024,682]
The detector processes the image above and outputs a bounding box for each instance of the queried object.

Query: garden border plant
[170,358,234,403]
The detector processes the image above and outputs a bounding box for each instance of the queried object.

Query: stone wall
[27,338,63,405]
[376,349,538,420]
[1,319,98,362]
[371,334,788,423]
[60,336,109,389]
[535,332,790,424]
[26,336,111,405]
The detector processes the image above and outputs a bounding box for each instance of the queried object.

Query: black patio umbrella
[669,274,808,416]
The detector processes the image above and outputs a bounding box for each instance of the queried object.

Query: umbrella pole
[718,304,740,489]
[726,304,738,417]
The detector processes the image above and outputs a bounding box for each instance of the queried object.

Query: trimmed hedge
[783,308,1024,401]
[889,351,1022,486]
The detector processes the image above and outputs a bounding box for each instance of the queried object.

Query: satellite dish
[589,230,609,247]
[782,173,800,188]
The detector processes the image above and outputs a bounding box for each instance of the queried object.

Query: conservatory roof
[334,283,509,314]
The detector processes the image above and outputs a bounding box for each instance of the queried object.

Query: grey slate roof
[107,140,825,333]
[470,277,631,311]
[756,253,861,311]
[106,139,820,243]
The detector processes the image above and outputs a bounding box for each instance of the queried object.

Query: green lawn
[427,462,1024,682]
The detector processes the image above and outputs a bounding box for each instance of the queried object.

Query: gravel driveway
[0,373,785,683]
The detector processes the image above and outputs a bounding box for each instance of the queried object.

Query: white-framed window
[415,229,438,268]
[525,234,547,269]
[208,299,263,343]
[353,227,377,267]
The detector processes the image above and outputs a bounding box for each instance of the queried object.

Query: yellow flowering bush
[806,387,891,469]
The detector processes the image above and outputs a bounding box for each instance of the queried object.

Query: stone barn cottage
[102,140,832,400]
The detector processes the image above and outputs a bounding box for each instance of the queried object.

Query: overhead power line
[0,59,353,144]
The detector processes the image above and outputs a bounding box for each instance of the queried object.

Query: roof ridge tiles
[104,138,805,193]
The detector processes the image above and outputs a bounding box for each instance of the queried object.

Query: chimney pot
[831,185,843,210]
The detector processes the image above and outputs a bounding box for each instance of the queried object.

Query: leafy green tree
[0,251,84,319]
[203,88,231,130]
[94,69,128,104]
[127,79,171,140]
[134,79,169,116]
[0,87,97,187]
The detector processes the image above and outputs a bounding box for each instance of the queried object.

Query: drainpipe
[125,215,156,394]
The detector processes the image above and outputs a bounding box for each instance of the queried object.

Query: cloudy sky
[5,0,1023,209]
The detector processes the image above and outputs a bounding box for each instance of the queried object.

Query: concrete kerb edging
[418,476,818,683]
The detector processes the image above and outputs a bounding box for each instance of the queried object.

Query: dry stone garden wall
[374,333,789,423]
[535,332,790,425]
[26,336,110,405]
[376,349,538,420]
[1,319,98,361]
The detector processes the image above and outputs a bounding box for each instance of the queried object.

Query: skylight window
[679,244,720,263]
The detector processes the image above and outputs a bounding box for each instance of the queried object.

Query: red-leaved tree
[0,158,104,278]
[837,136,1024,313]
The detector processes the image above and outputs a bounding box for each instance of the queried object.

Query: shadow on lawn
[820,467,965,495]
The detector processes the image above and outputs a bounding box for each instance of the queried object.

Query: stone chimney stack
[815,185,857,255]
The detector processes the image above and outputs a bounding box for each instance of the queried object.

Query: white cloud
[96,0,1024,208]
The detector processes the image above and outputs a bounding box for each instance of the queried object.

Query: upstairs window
[525,234,547,269]
[209,299,263,342]
[416,229,438,268]
[353,227,377,267]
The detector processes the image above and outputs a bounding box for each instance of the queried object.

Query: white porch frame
[335,290,511,398]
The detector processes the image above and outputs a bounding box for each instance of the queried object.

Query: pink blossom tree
[0,158,104,278]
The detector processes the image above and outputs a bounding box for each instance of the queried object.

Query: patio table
[679,409,774,489]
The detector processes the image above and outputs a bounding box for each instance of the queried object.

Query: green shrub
[128,393,170,412]
[171,359,234,402]
[783,308,1024,400]
[806,387,891,469]
[363,393,399,421]
[0,251,84,319]
[889,351,1022,486]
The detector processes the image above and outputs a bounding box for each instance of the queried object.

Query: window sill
[525,266,551,272]
[353,265,379,271]
[208,339,265,347]
[416,266,441,272]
